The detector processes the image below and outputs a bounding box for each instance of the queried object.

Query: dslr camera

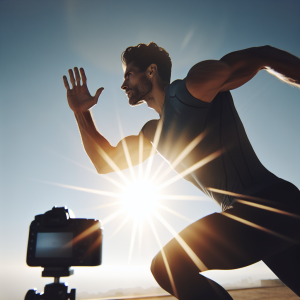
[25,206,103,300]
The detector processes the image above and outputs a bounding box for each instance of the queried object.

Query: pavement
[227,286,299,300]
[91,287,299,300]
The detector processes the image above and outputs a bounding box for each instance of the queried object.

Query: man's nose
[121,81,127,90]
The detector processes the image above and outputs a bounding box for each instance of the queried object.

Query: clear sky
[0,0,300,299]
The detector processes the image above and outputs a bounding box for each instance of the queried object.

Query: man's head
[121,42,172,106]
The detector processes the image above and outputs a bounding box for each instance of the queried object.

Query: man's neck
[146,82,167,115]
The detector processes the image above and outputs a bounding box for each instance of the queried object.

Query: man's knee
[150,251,162,278]
[151,251,174,293]
[151,251,171,286]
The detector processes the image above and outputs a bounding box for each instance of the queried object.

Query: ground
[227,286,299,300]
[105,287,300,300]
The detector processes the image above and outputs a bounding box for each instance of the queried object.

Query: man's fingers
[74,67,81,86]
[80,68,87,85]
[68,69,76,88]
[63,76,70,90]
[94,87,104,102]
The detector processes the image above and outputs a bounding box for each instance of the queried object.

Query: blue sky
[1,0,300,299]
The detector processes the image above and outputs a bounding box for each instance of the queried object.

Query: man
[63,43,300,299]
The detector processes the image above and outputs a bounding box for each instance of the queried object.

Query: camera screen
[35,232,73,258]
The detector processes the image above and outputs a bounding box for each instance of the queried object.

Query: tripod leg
[25,289,39,300]
[70,288,76,300]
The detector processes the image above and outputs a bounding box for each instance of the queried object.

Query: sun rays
[40,119,300,274]
[154,211,208,271]
[41,119,220,268]
[148,217,178,298]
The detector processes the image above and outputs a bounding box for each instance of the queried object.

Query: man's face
[121,62,152,106]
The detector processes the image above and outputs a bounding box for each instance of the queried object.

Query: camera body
[26,207,103,268]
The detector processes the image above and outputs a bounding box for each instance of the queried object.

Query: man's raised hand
[63,67,104,113]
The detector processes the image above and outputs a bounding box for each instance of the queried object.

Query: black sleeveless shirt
[142,79,281,210]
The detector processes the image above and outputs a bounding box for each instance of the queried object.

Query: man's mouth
[126,90,132,97]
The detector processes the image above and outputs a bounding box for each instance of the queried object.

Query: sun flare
[122,180,159,221]
[43,113,228,267]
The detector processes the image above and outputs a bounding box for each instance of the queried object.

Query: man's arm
[186,46,300,102]
[63,67,155,174]
[75,110,154,174]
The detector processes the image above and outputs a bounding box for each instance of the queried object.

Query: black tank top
[142,79,281,210]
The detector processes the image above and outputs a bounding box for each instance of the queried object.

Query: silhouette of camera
[25,207,103,300]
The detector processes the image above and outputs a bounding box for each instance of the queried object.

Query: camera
[25,207,103,300]
[27,206,103,270]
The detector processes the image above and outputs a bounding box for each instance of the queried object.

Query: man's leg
[151,191,298,300]
[151,180,300,299]
[264,244,300,296]
[253,180,300,296]
[151,247,233,300]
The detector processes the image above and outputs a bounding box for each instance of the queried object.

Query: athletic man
[63,43,300,299]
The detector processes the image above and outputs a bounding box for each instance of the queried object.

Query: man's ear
[148,64,158,78]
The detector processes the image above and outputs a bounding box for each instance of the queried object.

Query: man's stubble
[128,73,153,106]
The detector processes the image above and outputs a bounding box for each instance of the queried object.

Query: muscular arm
[186,46,300,102]
[75,110,154,174]
[63,67,155,174]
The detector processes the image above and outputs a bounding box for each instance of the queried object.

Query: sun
[122,179,159,221]
[46,121,214,264]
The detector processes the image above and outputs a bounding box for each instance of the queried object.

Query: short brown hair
[121,42,172,83]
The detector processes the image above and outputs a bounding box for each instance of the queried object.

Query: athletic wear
[142,79,282,210]
[142,78,300,299]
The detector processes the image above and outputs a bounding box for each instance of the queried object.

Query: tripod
[25,267,76,300]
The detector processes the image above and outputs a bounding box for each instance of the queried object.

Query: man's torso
[142,79,281,210]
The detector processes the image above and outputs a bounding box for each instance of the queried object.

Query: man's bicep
[186,48,269,101]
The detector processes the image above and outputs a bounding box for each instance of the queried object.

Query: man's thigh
[160,211,293,274]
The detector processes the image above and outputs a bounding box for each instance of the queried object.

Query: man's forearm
[221,46,300,88]
[74,110,113,172]
[262,46,300,87]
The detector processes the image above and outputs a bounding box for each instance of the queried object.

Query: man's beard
[128,74,153,106]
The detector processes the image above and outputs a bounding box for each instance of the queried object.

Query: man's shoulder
[185,60,231,102]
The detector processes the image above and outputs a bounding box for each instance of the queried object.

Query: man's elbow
[257,45,282,68]
[95,164,112,174]
[258,45,274,55]
[259,45,272,49]
[95,166,105,174]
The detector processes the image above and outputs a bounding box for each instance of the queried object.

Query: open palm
[63,67,103,113]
